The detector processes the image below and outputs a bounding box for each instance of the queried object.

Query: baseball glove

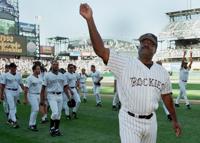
[67,99,76,108]
[94,82,101,86]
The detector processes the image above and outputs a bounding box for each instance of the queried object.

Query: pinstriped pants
[119,109,157,143]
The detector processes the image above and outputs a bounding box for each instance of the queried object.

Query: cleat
[66,115,71,120]
[186,104,191,110]
[11,122,19,129]
[55,129,63,136]
[28,125,38,132]
[49,128,56,137]
[72,112,78,119]
[175,104,180,107]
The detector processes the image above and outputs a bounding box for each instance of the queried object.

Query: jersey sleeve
[63,74,68,86]
[25,76,31,88]
[1,74,6,85]
[42,73,48,86]
[107,49,128,79]
[161,72,172,95]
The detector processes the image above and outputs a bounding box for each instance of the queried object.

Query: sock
[54,120,60,130]
[50,119,55,129]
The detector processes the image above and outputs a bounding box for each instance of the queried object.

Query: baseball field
[0,82,199,143]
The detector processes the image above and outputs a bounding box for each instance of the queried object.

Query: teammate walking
[64,64,81,119]
[112,76,120,111]
[0,64,10,121]
[89,65,103,107]
[175,50,193,109]
[79,68,88,102]
[40,60,72,136]
[24,64,43,131]
[80,4,181,143]
[0,63,25,128]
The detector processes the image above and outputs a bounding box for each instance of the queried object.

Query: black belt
[182,80,187,82]
[51,92,62,95]
[6,88,18,91]
[127,111,153,119]
[70,87,75,88]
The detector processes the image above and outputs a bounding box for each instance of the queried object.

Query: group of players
[0,60,104,137]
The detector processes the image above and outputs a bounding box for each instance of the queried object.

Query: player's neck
[139,57,153,65]
[33,73,38,78]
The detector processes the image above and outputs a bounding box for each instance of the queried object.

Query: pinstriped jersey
[107,50,172,115]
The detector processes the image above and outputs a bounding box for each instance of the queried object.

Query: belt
[50,92,62,95]
[70,87,75,88]
[127,111,153,119]
[30,93,40,94]
[182,80,187,82]
[6,88,18,91]
[80,82,85,84]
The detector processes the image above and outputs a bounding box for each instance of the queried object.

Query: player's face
[35,66,41,75]
[183,63,188,69]
[91,66,95,72]
[138,39,156,60]
[52,62,59,71]
[69,66,74,73]
[10,67,17,74]
[82,69,85,74]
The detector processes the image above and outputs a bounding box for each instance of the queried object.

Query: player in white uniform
[89,65,103,107]
[80,4,181,143]
[79,68,88,103]
[0,64,10,121]
[40,60,72,136]
[112,76,120,111]
[0,63,25,128]
[40,66,49,123]
[24,64,43,131]
[64,64,81,119]
[175,51,193,109]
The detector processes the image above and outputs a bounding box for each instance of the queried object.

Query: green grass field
[0,83,199,143]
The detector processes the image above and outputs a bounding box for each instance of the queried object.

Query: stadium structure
[0,0,41,58]
[47,37,137,61]
[157,8,200,72]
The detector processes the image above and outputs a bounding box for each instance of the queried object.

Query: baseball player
[112,76,120,111]
[64,64,81,119]
[73,65,81,89]
[80,4,181,143]
[175,51,193,109]
[79,68,88,103]
[58,68,71,120]
[89,65,103,107]
[40,66,49,123]
[24,64,43,131]
[0,64,10,121]
[40,60,72,136]
[0,63,25,128]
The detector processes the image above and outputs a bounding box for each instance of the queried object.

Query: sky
[19,0,200,44]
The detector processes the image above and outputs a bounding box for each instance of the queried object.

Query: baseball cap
[9,63,17,68]
[139,33,158,47]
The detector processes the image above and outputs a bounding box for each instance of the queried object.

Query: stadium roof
[166,8,200,17]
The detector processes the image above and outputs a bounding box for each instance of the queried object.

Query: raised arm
[181,50,187,68]
[188,51,193,69]
[80,3,109,64]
